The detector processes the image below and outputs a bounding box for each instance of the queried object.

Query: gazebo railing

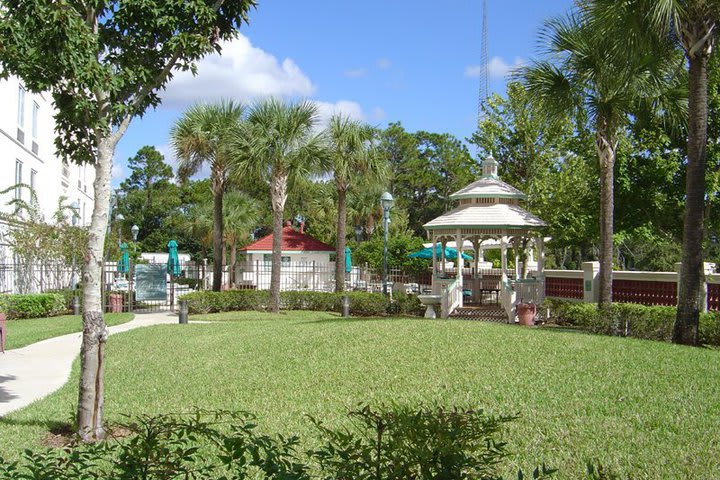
[439,278,462,319]
[500,279,516,323]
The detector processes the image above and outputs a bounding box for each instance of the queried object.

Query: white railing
[515,278,542,305]
[440,278,462,318]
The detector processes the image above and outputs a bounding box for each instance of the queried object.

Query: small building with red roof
[237,221,336,290]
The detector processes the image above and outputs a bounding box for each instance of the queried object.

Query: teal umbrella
[345,246,352,273]
[167,240,181,277]
[408,243,473,261]
[117,242,129,273]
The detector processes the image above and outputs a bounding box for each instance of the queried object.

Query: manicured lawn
[1,311,719,478]
[3,313,134,350]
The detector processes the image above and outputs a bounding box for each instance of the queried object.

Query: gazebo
[421,155,547,321]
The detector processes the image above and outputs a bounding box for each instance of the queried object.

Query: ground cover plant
[0,311,718,478]
[3,313,133,350]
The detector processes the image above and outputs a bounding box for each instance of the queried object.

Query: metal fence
[0,261,80,294]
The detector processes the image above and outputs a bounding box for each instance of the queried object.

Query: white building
[0,75,94,254]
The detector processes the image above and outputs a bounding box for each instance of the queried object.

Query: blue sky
[113,0,575,184]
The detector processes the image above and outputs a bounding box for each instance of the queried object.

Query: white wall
[0,75,94,226]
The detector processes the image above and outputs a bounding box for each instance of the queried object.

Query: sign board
[584,280,592,292]
[135,264,167,301]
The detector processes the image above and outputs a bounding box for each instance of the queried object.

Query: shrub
[46,288,81,311]
[345,291,389,316]
[0,293,67,319]
[544,299,720,346]
[181,290,270,314]
[0,406,553,480]
[390,292,424,317]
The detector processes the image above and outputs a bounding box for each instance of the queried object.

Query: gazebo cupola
[421,155,547,321]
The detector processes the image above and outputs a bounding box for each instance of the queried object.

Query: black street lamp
[355,224,363,243]
[380,192,394,295]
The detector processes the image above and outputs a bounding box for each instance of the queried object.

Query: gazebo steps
[450,306,508,322]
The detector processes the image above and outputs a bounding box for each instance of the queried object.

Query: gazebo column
[537,235,545,301]
[456,229,464,308]
[500,236,508,283]
[513,237,520,280]
[440,238,448,275]
[431,230,437,293]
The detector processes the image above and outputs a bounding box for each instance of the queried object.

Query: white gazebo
[421,155,547,321]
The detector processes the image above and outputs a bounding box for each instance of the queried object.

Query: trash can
[109,293,123,313]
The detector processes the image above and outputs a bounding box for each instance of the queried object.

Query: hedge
[0,293,67,319]
[180,289,422,317]
[543,298,720,346]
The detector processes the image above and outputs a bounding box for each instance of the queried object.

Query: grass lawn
[1,310,719,478]
[3,313,134,350]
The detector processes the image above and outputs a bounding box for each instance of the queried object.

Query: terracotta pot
[516,303,536,326]
[109,293,124,313]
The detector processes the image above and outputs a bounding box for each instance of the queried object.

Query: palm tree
[223,190,260,287]
[521,10,686,308]
[231,98,328,312]
[170,100,244,291]
[587,0,718,345]
[327,115,385,292]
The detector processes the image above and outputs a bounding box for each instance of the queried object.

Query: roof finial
[482,155,498,179]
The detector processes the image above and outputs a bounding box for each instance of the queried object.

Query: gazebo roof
[423,202,546,231]
[449,177,527,200]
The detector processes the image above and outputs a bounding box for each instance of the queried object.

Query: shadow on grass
[0,416,71,432]
[299,316,411,325]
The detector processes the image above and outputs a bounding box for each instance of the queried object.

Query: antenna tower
[476,0,489,159]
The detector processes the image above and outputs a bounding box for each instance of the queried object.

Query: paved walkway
[0,312,185,417]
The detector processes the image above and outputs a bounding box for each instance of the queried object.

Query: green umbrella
[118,242,129,273]
[167,240,181,277]
[408,243,473,261]
[345,246,352,273]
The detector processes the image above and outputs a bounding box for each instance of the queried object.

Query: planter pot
[109,293,123,313]
[516,303,536,326]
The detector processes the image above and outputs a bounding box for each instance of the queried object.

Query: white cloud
[377,58,392,70]
[369,106,386,122]
[313,100,366,128]
[161,34,315,108]
[464,56,525,79]
[344,68,367,78]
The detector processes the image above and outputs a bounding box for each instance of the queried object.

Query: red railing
[545,277,583,300]
[612,280,677,307]
[708,284,720,312]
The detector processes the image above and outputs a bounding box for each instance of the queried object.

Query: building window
[30,169,37,197]
[31,102,39,139]
[15,160,23,200]
[17,86,25,128]
[263,254,291,270]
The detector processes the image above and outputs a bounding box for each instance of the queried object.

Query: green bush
[389,292,424,317]
[0,406,553,480]
[544,299,720,346]
[0,293,67,319]
[181,290,398,317]
[46,288,81,311]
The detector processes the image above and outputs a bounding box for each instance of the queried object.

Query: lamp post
[115,213,125,247]
[380,192,394,296]
[355,224,363,243]
[128,224,139,312]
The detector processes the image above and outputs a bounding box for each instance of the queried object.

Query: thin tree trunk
[77,137,113,441]
[270,173,288,312]
[335,188,348,292]
[212,177,223,292]
[674,52,709,346]
[596,122,616,308]
[230,238,237,288]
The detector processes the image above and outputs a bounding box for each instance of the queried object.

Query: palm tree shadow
[0,374,18,404]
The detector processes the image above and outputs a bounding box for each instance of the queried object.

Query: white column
[441,238,447,275]
[456,230,463,282]
[431,231,437,290]
[513,237,520,280]
[500,236,508,283]
[537,236,545,303]
[583,261,600,303]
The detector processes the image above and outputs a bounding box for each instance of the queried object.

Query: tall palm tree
[327,115,385,292]
[231,98,328,312]
[223,190,260,287]
[170,100,244,291]
[521,10,686,307]
[587,0,718,345]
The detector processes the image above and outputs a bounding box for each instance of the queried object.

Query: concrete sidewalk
[0,312,183,417]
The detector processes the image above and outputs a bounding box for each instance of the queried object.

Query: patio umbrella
[167,240,181,277]
[117,242,129,273]
[408,243,473,261]
[345,246,352,273]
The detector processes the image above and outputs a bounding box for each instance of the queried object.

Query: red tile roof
[239,226,335,252]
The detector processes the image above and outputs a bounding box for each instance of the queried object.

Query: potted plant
[108,291,124,313]
[516,302,536,326]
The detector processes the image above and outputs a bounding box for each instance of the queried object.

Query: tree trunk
[595,121,616,308]
[674,52,709,346]
[269,173,288,312]
[77,137,113,441]
[229,238,237,288]
[212,176,224,292]
[335,188,348,292]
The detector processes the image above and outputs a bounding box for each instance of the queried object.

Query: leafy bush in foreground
[0,293,67,319]
[543,299,720,346]
[0,406,555,480]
